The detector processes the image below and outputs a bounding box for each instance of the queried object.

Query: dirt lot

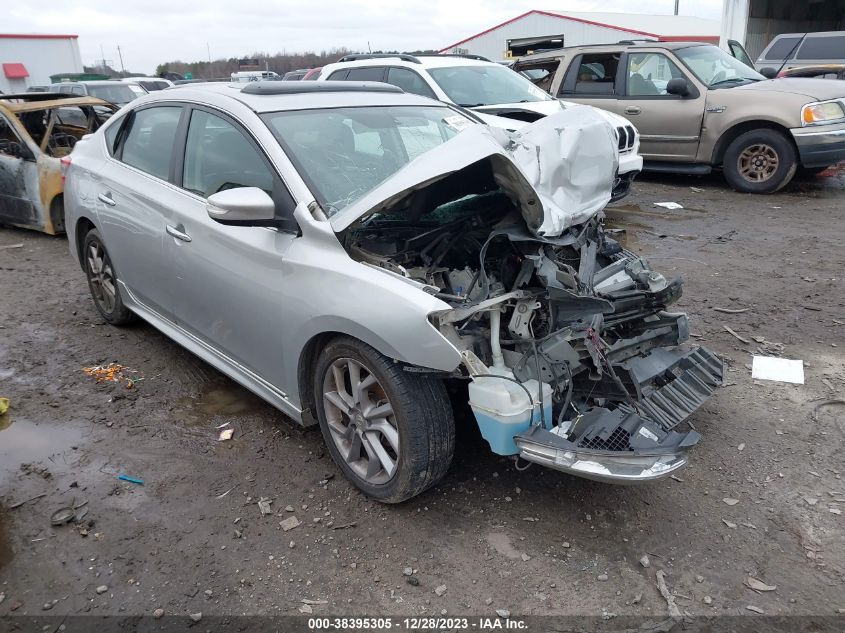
[1,171,844,627]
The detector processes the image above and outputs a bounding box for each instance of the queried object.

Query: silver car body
[65,83,721,486]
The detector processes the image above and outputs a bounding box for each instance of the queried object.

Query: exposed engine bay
[340,158,723,484]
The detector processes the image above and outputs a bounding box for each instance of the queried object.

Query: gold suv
[514,42,845,193]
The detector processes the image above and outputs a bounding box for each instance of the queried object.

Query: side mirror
[666,78,690,96]
[759,67,777,79]
[206,187,276,225]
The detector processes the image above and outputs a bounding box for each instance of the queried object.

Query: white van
[230,71,279,82]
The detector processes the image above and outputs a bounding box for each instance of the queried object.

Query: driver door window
[626,53,685,96]
[182,109,273,198]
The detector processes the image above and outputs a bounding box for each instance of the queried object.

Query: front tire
[313,337,455,503]
[723,129,797,194]
[83,228,136,325]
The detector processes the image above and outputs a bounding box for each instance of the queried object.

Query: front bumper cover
[791,124,845,169]
[514,345,723,484]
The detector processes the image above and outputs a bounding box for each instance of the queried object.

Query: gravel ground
[0,170,843,626]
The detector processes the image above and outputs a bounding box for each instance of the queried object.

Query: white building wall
[442,14,650,60]
[0,37,83,93]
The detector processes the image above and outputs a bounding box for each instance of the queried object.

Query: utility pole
[674,0,679,15]
[206,42,211,63]
[117,45,125,73]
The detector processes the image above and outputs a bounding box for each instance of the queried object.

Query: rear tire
[723,129,797,194]
[313,336,455,503]
[82,228,136,326]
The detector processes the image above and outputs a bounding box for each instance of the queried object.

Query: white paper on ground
[752,356,805,384]
[654,202,684,210]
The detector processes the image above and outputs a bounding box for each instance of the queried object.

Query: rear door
[557,51,624,117]
[617,50,705,162]
[164,105,299,384]
[95,104,187,320]
[0,112,40,227]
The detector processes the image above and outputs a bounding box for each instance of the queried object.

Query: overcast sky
[8,0,723,74]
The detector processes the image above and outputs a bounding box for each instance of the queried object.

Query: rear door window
[345,67,386,82]
[385,67,436,98]
[796,35,845,60]
[563,53,621,96]
[119,106,183,180]
[762,36,802,61]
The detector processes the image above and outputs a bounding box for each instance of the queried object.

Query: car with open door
[513,42,845,193]
[64,81,721,502]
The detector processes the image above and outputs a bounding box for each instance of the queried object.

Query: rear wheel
[313,337,454,503]
[83,228,136,325]
[723,129,797,194]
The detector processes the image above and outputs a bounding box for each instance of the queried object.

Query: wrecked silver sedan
[65,82,721,502]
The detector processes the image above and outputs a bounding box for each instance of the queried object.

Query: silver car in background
[64,81,721,502]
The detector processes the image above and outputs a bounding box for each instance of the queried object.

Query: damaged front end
[335,109,723,484]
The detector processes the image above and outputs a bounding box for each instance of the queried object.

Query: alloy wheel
[321,358,399,485]
[87,241,117,315]
[737,144,779,183]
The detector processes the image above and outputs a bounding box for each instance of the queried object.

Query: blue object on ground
[118,474,144,485]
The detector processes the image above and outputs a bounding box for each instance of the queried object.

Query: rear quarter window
[796,35,845,61]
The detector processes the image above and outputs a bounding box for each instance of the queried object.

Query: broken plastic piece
[654,202,683,210]
[118,474,144,485]
[751,356,804,384]
[218,428,234,441]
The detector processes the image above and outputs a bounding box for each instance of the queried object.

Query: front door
[0,113,39,228]
[618,51,706,162]
[165,106,298,388]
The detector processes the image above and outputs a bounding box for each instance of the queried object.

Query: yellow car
[0,93,116,234]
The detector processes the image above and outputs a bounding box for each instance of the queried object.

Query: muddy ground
[0,170,844,627]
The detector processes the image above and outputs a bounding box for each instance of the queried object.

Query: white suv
[318,53,642,201]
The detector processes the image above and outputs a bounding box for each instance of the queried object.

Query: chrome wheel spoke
[347,361,361,404]
[324,390,351,416]
[363,431,396,479]
[369,420,399,453]
[366,401,393,419]
[355,373,378,406]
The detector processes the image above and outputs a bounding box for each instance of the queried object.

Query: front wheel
[723,129,797,194]
[313,337,455,503]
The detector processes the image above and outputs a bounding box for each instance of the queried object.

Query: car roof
[0,94,110,112]
[50,80,128,86]
[147,80,450,113]
[324,55,498,72]
[517,41,709,61]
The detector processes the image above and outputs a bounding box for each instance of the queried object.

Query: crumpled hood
[330,106,618,237]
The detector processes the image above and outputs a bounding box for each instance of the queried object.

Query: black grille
[579,427,631,452]
[616,126,628,150]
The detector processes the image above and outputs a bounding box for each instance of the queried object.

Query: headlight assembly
[802,100,845,126]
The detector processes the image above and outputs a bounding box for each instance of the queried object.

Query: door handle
[624,106,642,115]
[166,224,192,243]
[97,192,116,206]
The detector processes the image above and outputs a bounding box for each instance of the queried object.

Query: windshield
[675,46,764,87]
[428,64,553,107]
[262,105,474,216]
[87,84,138,105]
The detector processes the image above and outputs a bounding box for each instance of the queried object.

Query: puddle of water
[173,382,266,426]
[0,418,86,473]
